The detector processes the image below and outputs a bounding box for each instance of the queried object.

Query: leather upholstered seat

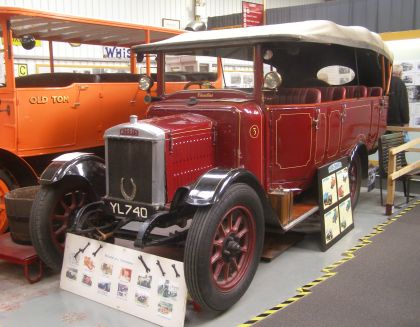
[98,73,140,82]
[274,88,321,104]
[317,86,346,101]
[345,85,367,98]
[15,73,100,88]
[367,87,383,97]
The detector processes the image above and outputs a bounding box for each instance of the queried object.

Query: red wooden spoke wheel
[50,189,87,251]
[30,179,94,271]
[210,205,256,291]
[185,183,264,312]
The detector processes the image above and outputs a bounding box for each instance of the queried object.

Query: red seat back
[317,87,346,101]
[276,88,321,104]
[367,87,383,97]
[345,85,367,98]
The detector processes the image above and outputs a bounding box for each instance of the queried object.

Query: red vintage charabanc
[30,20,392,311]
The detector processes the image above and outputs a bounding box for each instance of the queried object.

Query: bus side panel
[16,86,78,156]
[0,90,17,153]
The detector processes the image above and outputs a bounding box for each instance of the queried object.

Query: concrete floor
[0,188,417,327]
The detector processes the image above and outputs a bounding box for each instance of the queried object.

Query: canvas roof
[134,20,393,60]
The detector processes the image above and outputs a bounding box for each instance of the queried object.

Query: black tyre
[349,154,362,209]
[30,179,94,271]
[184,183,264,311]
[0,169,18,234]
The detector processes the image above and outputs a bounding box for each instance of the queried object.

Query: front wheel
[184,183,264,311]
[29,179,94,271]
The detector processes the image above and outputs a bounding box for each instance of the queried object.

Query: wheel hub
[222,235,241,260]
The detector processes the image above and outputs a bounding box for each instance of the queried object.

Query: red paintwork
[145,114,215,201]
[148,88,387,199]
[164,89,252,101]
[148,91,265,191]
[267,96,386,191]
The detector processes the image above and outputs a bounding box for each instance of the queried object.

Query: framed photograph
[162,18,180,30]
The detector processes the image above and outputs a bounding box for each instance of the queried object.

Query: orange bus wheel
[0,170,16,234]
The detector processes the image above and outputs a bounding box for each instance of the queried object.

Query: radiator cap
[129,115,138,124]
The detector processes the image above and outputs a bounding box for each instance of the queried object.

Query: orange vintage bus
[0,7,184,233]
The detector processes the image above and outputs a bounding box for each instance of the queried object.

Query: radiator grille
[107,138,154,203]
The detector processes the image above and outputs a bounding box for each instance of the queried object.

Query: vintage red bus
[30,20,392,311]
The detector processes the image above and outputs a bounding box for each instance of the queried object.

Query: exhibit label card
[60,233,187,327]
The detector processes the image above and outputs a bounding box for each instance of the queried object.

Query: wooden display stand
[0,233,43,283]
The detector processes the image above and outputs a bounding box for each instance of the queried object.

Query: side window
[317,65,355,85]
[222,58,254,89]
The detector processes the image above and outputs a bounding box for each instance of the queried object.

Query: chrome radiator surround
[104,121,166,207]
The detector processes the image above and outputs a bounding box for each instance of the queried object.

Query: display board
[401,61,420,127]
[318,157,354,251]
[60,234,187,327]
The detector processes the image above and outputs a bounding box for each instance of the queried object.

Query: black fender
[39,152,105,198]
[350,142,368,179]
[186,168,267,206]
[186,167,279,226]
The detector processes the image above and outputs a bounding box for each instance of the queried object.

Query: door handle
[312,108,320,130]
[72,85,89,108]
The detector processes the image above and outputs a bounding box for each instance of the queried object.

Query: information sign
[242,1,264,27]
[60,234,187,327]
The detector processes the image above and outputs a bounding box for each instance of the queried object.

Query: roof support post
[145,30,151,75]
[157,52,164,96]
[130,49,137,74]
[48,40,54,73]
[2,20,15,87]
[254,44,263,105]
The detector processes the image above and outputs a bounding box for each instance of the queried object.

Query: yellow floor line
[238,199,420,327]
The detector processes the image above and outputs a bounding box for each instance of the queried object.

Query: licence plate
[107,201,148,219]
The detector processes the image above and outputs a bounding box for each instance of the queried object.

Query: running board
[281,205,319,231]
[268,189,319,231]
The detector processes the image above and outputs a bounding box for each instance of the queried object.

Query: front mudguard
[39,152,105,198]
[185,167,280,227]
[185,168,265,206]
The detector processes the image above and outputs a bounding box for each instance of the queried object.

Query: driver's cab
[136,45,260,99]
[135,43,332,107]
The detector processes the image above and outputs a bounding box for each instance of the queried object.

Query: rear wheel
[184,183,264,311]
[0,169,17,234]
[349,154,362,209]
[30,179,94,271]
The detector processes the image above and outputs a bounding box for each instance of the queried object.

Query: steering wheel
[183,81,215,90]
